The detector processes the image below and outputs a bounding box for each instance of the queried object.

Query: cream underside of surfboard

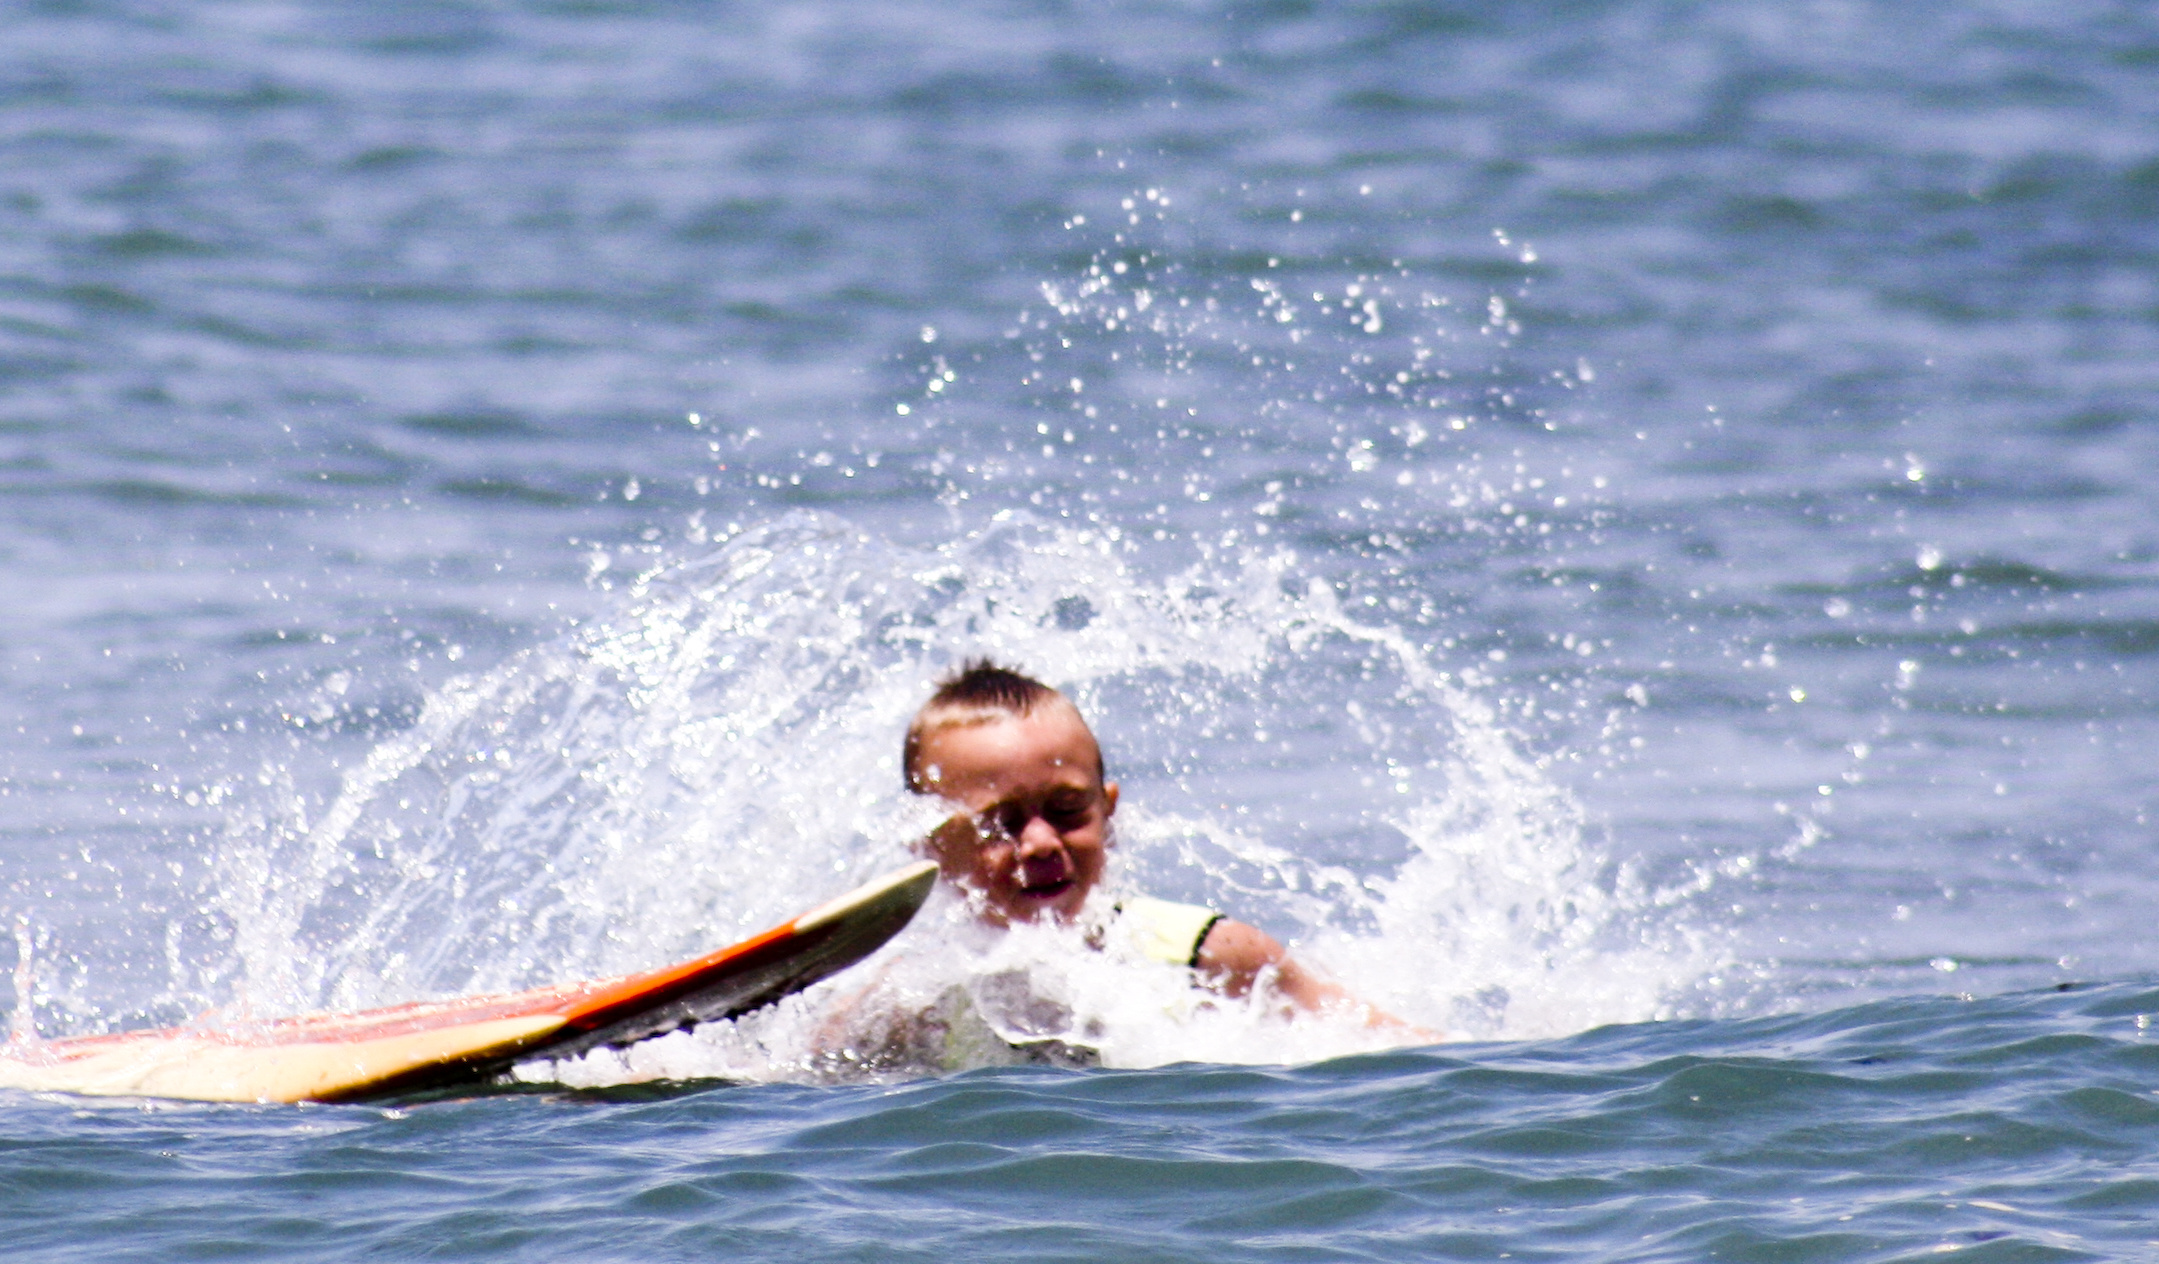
[0,1015,566,1103]
[0,860,937,1104]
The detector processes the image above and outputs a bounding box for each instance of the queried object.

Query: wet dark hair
[903,658,1097,792]
[925,658,1056,714]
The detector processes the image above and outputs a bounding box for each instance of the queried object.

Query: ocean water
[5,0,2159,1257]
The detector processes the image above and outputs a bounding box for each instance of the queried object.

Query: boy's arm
[1194,918,1442,1042]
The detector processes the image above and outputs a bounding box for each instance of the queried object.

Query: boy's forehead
[917,703,1104,784]
[918,694,1090,740]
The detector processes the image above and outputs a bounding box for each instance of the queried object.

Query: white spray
[216,511,1723,1082]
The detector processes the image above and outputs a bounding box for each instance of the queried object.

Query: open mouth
[1018,878,1075,901]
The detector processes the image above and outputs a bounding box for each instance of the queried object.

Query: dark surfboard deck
[0,861,936,1103]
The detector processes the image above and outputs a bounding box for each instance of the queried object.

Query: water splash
[215,510,1726,1079]
[9,917,35,1045]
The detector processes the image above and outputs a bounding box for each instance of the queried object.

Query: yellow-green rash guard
[879,896,1230,1075]
[1111,896,1224,969]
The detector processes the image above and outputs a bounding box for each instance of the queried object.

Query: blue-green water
[5,0,2159,1257]
[15,983,2159,1261]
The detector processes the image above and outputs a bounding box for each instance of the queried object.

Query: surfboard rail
[0,860,938,1104]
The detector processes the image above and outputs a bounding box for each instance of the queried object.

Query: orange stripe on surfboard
[0,860,938,1104]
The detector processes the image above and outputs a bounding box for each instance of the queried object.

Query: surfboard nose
[795,860,939,933]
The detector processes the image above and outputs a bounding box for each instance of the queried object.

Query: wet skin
[914,702,1116,927]
[911,703,1436,1038]
[796,701,1442,1065]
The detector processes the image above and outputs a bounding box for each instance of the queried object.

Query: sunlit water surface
[5,2,2159,1259]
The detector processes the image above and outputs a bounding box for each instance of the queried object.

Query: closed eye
[977,800,1094,836]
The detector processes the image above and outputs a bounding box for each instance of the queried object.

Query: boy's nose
[1014,814,1065,857]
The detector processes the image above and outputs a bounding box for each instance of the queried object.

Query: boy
[906,659,1425,1031]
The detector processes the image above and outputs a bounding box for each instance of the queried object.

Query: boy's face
[913,703,1117,927]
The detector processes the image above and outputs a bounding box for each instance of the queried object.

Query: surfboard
[0,860,938,1104]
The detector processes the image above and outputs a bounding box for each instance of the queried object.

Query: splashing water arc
[214,513,1717,1076]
